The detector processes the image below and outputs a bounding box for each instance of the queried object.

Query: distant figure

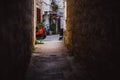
[59,29,63,40]
[59,36,63,40]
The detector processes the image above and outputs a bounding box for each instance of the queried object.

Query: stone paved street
[25,35,90,80]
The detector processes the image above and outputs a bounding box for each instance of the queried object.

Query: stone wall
[0,0,33,80]
[65,0,120,80]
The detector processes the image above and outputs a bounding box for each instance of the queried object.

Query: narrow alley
[25,35,86,80]
[26,35,71,80]
[0,0,119,80]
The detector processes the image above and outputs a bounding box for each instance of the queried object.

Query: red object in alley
[36,27,45,35]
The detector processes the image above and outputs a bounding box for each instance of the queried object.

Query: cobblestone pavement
[25,35,90,80]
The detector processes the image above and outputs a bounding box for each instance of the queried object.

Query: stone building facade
[41,0,51,30]
[0,0,33,80]
[65,0,120,80]
[41,0,65,34]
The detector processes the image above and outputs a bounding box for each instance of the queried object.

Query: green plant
[51,2,58,11]
[38,23,43,29]
[42,18,45,23]
[50,23,56,34]
[35,40,44,44]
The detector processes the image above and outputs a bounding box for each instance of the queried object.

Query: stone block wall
[0,0,33,80]
[65,0,120,79]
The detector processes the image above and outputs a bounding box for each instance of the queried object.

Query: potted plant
[51,2,58,11]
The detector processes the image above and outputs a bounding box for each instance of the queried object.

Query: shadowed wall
[65,0,120,80]
[0,0,33,80]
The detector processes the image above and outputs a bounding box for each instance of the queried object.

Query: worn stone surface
[0,0,33,80]
[25,35,92,80]
[26,35,68,80]
[65,0,120,80]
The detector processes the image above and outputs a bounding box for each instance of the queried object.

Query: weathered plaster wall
[0,0,33,80]
[65,0,120,79]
